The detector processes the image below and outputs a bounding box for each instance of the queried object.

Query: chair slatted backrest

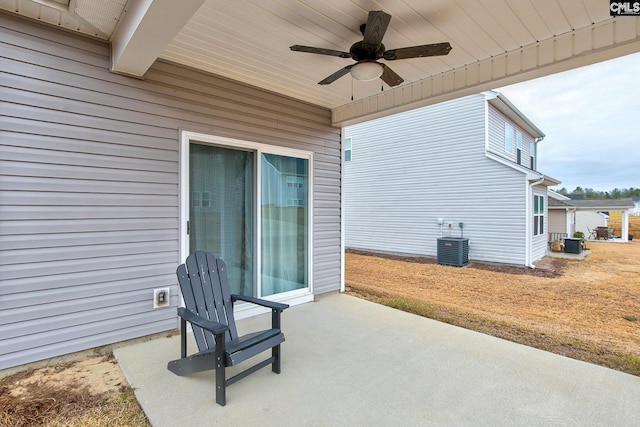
[176,251,239,352]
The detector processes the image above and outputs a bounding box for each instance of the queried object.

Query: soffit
[2,0,639,126]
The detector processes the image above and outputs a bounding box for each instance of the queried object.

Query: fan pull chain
[351,78,354,101]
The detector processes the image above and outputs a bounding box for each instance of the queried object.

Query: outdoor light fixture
[350,62,383,81]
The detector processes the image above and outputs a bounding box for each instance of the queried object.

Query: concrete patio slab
[546,249,590,260]
[114,293,640,426]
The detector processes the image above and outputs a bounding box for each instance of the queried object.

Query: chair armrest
[177,307,229,335]
[231,294,289,311]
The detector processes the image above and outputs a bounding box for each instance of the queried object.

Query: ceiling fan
[290,10,452,87]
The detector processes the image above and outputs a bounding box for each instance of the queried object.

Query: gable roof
[548,189,570,201]
[486,92,545,139]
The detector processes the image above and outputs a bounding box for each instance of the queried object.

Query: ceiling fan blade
[383,42,452,60]
[380,64,404,87]
[318,65,354,85]
[362,10,391,48]
[290,45,352,58]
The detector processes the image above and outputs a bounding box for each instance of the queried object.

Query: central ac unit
[437,237,469,267]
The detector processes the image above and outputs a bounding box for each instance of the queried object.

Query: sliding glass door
[187,137,310,299]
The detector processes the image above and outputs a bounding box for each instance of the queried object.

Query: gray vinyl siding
[0,14,341,369]
[344,94,528,265]
[548,209,567,235]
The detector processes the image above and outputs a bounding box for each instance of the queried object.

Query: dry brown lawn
[346,240,640,375]
[0,354,149,427]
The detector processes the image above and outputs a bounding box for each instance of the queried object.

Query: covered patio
[115,293,640,426]
[548,196,635,242]
[3,0,640,384]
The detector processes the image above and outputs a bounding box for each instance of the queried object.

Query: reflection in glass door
[186,136,311,300]
[189,143,254,296]
[260,154,308,296]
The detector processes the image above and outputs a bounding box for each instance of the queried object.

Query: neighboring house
[631,197,640,216]
[547,190,571,236]
[344,92,559,267]
[548,192,634,240]
[575,211,610,236]
[0,14,342,370]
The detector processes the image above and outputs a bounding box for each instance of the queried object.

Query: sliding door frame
[180,131,314,318]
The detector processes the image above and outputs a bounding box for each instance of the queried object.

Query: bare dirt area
[0,353,149,427]
[346,241,640,375]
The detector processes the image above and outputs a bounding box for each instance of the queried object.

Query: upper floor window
[344,137,352,162]
[529,141,535,169]
[533,195,544,236]
[504,123,513,153]
[516,130,522,165]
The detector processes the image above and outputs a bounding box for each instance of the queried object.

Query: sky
[495,51,640,193]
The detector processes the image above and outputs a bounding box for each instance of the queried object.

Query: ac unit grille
[437,237,469,267]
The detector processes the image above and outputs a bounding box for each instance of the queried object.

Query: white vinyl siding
[344,94,528,266]
[0,14,341,370]
[488,104,536,168]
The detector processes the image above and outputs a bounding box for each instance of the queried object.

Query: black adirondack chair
[167,251,289,406]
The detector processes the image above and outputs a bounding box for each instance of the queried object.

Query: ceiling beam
[332,17,640,127]
[110,0,205,78]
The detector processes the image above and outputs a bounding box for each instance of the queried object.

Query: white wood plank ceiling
[2,0,639,125]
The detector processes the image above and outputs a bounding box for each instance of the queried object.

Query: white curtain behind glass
[260,154,308,296]
[189,144,254,296]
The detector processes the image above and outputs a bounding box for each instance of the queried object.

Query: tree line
[554,187,640,199]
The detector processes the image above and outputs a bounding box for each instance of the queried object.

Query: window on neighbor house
[286,175,304,188]
[504,123,513,153]
[191,191,212,210]
[533,195,544,236]
[344,137,352,162]
[516,130,522,165]
[530,141,535,169]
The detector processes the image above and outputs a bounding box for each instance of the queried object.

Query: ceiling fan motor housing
[349,41,385,62]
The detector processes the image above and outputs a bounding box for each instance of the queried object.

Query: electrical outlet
[153,287,170,309]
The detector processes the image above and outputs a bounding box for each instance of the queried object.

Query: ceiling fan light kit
[290,10,452,87]
[350,62,383,81]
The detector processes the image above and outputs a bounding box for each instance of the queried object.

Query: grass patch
[347,287,640,377]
